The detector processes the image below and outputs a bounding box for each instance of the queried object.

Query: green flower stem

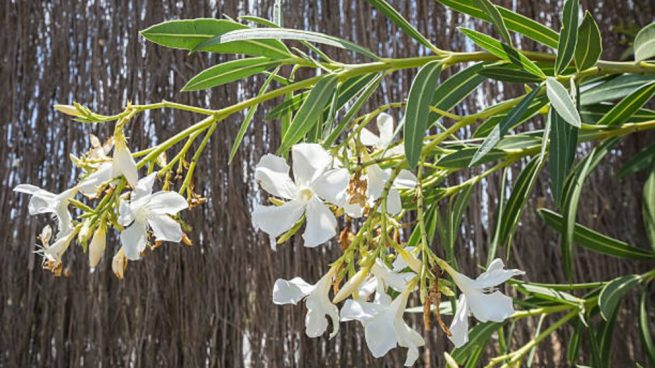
[510,305,574,320]
[488,310,578,368]
[179,121,218,196]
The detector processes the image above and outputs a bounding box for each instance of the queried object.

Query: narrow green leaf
[229,69,278,163]
[581,74,655,105]
[546,77,581,127]
[404,61,442,168]
[555,0,579,74]
[182,57,282,91]
[635,22,655,61]
[596,81,655,126]
[474,97,547,138]
[487,168,508,266]
[640,291,655,366]
[575,11,602,71]
[567,319,584,364]
[460,28,546,78]
[582,104,655,125]
[549,109,578,206]
[598,275,641,321]
[437,0,559,48]
[443,183,474,263]
[140,19,291,59]
[643,160,655,250]
[475,0,512,46]
[368,0,439,52]
[478,63,543,83]
[560,140,616,279]
[538,208,655,259]
[437,148,507,168]
[618,144,655,178]
[324,74,383,146]
[429,62,488,125]
[278,75,338,154]
[471,87,540,165]
[215,27,379,60]
[266,92,307,120]
[498,157,541,248]
[518,283,582,305]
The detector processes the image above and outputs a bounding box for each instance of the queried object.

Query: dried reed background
[1,0,654,367]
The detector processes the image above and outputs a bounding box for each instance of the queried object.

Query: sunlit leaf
[546,77,581,127]
[140,19,291,59]
[215,27,379,60]
[634,22,655,62]
[182,57,284,91]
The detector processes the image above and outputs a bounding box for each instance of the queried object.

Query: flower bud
[89,224,107,270]
[54,104,83,117]
[332,266,371,303]
[112,247,128,280]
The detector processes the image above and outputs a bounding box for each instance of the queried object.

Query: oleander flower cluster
[15,108,525,365]
[15,127,189,278]
[248,114,525,365]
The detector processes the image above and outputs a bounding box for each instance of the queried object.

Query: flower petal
[474,258,525,289]
[376,112,395,147]
[132,172,156,202]
[148,214,183,242]
[254,154,297,199]
[312,168,349,204]
[120,221,148,261]
[466,289,515,323]
[305,273,340,338]
[365,164,390,200]
[118,200,134,226]
[340,299,386,323]
[78,162,114,197]
[292,143,333,186]
[448,294,470,348]
[146,191,188,215]
[385,188,402,215]
[371,259,412,292]
[360,127,381,147]
[303,197,337,247]
[112,140,139,187]
[335,190,364,218]
[251,200,305,240]
[272,277,314,305]
[394,169,417,189]
[14,184,56,215]
[364,311,398,358]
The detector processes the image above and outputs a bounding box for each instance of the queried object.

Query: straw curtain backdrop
[1,0,653,366]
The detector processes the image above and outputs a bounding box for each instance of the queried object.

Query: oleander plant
[13,0,655,366]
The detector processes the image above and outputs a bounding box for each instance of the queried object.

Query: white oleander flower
[273,268,339,338]
[36,228,77,270]
[13,184,78,237]
[340,281,424,366]
[360,112,404,156]
[78,134,137,197]
[365,164,416,215]
[252,143,351,248]
[445,258,525,348]
[118,173,188,260]
[112,135,139,187]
